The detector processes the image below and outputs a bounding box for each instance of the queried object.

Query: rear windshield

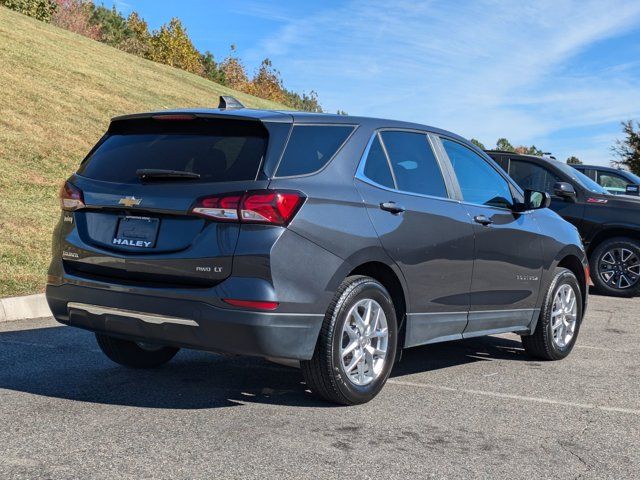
[276,125,354,177]
[77,118,267,184]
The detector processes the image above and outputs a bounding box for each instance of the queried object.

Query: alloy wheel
[339,298,389,386]
[598,247,640,290]
[550,284,578,348]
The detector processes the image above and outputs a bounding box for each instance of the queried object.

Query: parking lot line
[387,379,640,415]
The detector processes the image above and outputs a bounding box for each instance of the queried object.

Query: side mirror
[625,184,639,196]
[553,182,576,201]
[524,190,551,210]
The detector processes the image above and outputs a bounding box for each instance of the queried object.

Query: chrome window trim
[272,123,359,179]
[354,128,455,201]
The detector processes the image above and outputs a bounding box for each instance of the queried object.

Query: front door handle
[473,214,493,226]
[380,201,405,214]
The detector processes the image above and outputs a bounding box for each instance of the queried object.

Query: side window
[276,125,354,177]
[509,160,560,194]
[598,171,629,190]
[379,131,448,198]
[492,155,509,173]
[363,135,394,188]
[442,139,513,208]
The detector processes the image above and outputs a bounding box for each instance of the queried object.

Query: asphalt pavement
[0,292,638,479]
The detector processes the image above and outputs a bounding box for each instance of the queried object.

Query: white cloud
[254,0,640,164]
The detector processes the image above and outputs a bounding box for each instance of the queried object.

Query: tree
[496,138,515,152]
[470,138,485,150]
[283,89,322,112]
[514,145,544,156]
[149,18,203,75]
[220,45,249,90]
[90,4,130,47]
[612,120,640,175]
[245,58,286,103]
[566,156,582,165]
[0,0,57,21]
[120,11,151,57]
[51,0,101,40]
[200,51,226,85]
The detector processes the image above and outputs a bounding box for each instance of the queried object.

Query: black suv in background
[45,99,588,405]
[488,151,640,297]
[572,164,640,196]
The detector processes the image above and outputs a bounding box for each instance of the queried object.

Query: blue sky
[105,0,640,165]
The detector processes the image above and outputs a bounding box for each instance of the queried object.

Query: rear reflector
[60,181,85,211]
[192,190,304,226]
[222,299,279,310]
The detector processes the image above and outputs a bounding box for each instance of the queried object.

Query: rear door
[438,139,544,336]
[62,115,272,287]
[355,130,475,347]
[595,169,631,195]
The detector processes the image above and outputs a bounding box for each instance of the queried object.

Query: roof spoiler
[218,96,245,110]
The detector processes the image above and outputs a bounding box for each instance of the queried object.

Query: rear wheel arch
[587,227,640,255]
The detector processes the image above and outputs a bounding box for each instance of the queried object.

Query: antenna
[218,96,245,110]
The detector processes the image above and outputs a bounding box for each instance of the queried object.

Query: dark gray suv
[46,98,588,405]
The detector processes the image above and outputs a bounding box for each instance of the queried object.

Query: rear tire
[590,237,640,297]
[96,333,179,368]
[522,267,582,360]
[301,276,398,405]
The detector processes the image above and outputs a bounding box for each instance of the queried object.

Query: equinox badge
[119,196,142,207]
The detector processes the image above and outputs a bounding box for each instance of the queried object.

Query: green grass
[0,6,288,297]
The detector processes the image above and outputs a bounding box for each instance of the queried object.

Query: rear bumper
[46,284,324,360]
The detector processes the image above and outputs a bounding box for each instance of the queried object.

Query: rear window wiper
[136,169,201,181]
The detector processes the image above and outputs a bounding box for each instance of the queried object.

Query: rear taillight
[192,194,242,221]
[60,181,85,211]
[192,190,304,226]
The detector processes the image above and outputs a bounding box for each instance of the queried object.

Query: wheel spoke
[363,300,373,327]
[357,358,365,383]
[371,307,381,334]
[352,309,366,332]
[344,324,359,341]
[342,340,358,358]
[346,351,364,373]
[374,327,388,338]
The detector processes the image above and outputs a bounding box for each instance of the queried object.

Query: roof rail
[218,96,245,110]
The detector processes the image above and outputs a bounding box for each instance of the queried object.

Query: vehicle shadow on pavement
[0,325,525,409]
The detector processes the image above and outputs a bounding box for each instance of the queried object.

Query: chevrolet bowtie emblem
[118,196,142,207]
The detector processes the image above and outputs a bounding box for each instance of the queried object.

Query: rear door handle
[380,201,405,214]
[473,214,493,226]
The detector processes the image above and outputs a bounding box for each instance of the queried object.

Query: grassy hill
[0,6,288,297]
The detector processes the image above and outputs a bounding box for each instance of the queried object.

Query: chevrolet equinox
[46,97,588,405]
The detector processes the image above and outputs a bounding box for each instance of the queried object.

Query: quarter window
[363,135,394,188]
[276,125,354,177]
[379,131,448,198]
[442,139,513,208]
[508,160,560,194]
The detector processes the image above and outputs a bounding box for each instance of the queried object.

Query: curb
[0,293,52,323]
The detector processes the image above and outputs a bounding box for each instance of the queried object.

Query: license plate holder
[113,216,159,249]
